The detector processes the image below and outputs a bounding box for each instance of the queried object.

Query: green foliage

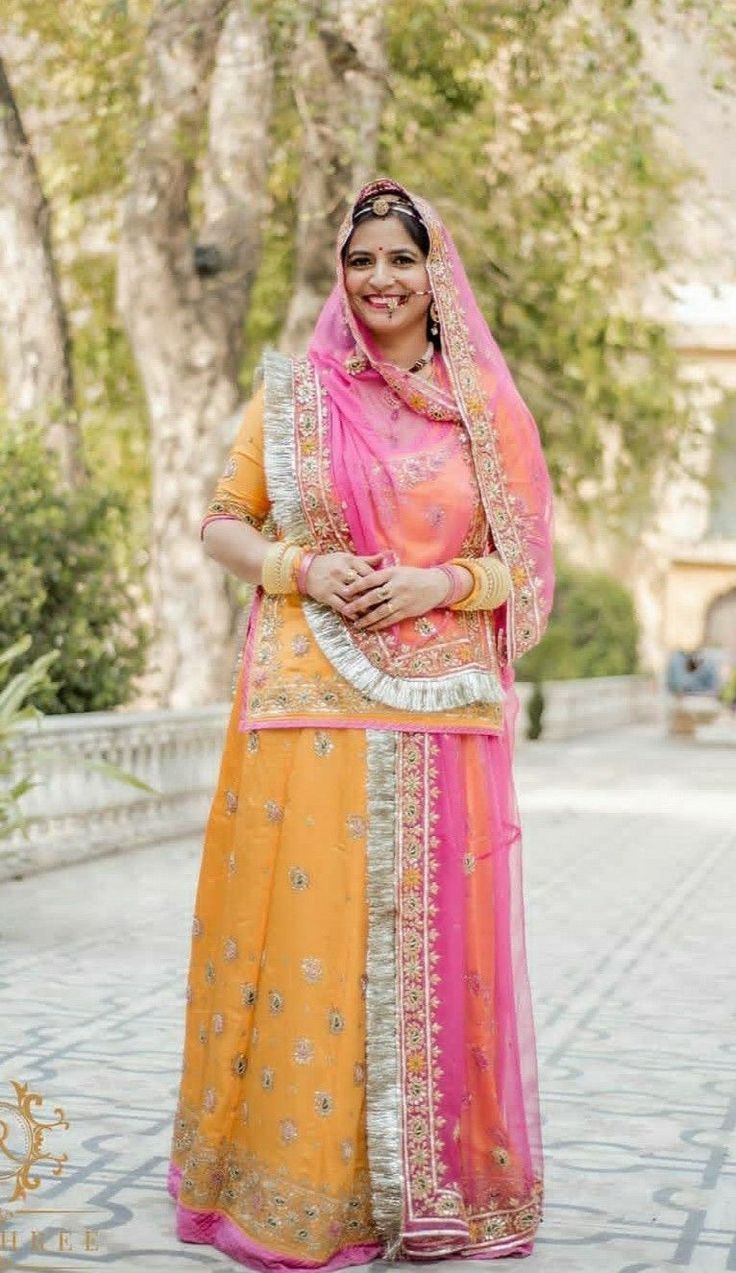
[525,680,545,741]
[0,425,148,714]
[382,1,693,523]
[2,0,733,529]
[0,636,59,839]
[517,557,640,682]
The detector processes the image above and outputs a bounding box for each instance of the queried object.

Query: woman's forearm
[202,519,271,585]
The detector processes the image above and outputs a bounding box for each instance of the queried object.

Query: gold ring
[345,570,357,581]
[385,601,393,614]
[379,585,390,601]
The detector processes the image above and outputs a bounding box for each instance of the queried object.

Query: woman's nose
[369,257,395,288]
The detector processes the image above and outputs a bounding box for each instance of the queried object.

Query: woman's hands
[305,552,384,612]
[342,565,451,632]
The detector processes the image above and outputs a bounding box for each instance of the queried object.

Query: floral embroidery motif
[261,1066,275,1091]
[203,1087,217,1113]
[231,1053,248,1078]
[265,800,284,824]
[397,735,446,1209]
[314,1091,334,1117]
[313,730,334,757]
[353,1062,365,1086]
[222,456,237,479]
[346,815,366,840]
[247,731,260,753]
[192,915,203,937]
[492,1146,511,1167]
[280,1119,298,1145]
[269,990,284,1014]
[301,956,323,984]
[289,866,310,891]
[204,497,265,532]
[204,960,216,985]
[293,1037,315,1065]
[463,852,476,875]
[328,1008,345,1034]
[225,789,238,815]
[172,1097,376,1260]
[227,851,237,878]
[291,634,310,657]
[340,1140,354,1162]
[212,1012,224,1035]
[198,1024,208,1045]
[223,937,238,962]
[240,982,257,1006]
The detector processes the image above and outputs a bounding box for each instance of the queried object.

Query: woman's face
[343,215,432,345]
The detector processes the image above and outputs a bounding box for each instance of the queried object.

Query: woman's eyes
[348,255,417,268]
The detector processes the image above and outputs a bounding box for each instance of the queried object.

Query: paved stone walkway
[1,723,734,1272]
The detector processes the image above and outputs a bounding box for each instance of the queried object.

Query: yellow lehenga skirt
[168,701,543,1268]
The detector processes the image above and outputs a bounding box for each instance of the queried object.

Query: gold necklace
[406,343,434,375]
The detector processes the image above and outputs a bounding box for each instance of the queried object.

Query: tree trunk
[280,0,387,354]
[117,0,273,707]
[0,55,83,487]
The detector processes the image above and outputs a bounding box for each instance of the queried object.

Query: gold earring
[429,301,440,337]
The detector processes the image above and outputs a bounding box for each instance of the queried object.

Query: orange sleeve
[202,386,271,533]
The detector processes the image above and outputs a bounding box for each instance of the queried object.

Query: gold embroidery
[314,1091,334,1117]
[293,1037,315,1065]
[280,1118,298,1145]
[205,497,265,531]
[172,1097,374,1257]
[289,866,310,891]
[301,956,323,983]
[313,730,335,757]
[264,799,284,823]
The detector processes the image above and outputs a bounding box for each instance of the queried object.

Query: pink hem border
[168,1162,535,1267]
[239,716,503,737]
[167,1161,382,1272]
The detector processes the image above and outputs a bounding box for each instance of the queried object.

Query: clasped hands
[304,552,448,633]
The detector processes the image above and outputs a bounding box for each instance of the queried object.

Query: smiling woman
[167,179,555,1270]
[342,211,434,368]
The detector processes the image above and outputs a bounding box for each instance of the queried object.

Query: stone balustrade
[514,674,659,743]
[2,676,658,882]
[2,706,229,883]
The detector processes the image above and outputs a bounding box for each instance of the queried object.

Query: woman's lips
[362,294,410,310]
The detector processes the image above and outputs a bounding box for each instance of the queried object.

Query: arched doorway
[703,587,736,656]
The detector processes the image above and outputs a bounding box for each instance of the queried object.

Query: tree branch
[0,54,83,486]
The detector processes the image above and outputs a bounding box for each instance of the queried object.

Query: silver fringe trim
[365,730,404,1255]
[303,597,504,712]
[261,348,311,545]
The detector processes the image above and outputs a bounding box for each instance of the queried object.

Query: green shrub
[0,424,148,713]
[517,557,640,682]
[525,680,545,740]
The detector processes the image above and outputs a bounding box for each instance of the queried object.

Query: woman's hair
[341,200,438,347]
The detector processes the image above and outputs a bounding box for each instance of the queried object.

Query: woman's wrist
[435,563,474,606]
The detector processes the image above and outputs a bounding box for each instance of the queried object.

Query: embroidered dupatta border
[365,731,542,1258]
[261,349,505,715]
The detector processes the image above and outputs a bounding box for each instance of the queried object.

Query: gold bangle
[448,558,484,611]
[261,542,306,595]
[448,555,511,611]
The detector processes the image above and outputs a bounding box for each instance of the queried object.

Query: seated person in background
[666,648,721,696]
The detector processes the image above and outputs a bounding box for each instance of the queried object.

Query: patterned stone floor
[1,721,735,1272]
